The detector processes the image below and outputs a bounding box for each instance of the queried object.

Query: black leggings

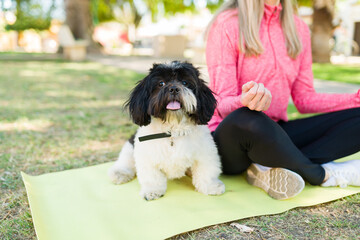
[212,107,360,185]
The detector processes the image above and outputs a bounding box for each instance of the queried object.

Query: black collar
[138,132,171,142]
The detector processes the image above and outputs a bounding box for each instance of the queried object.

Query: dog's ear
[192,80,217,125]
[126,77,151,126]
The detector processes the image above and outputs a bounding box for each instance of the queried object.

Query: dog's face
[126,61,217,126]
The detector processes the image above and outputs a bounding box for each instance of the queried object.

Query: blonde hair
[207,0,302,59]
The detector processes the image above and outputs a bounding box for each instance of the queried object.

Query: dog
[108,61,225,200]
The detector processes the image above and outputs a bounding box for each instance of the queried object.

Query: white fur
[182,88,197,113]
[108,141,135,184]
[108,116,225,200]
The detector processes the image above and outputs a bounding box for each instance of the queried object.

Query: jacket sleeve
[206,18,244,118]
[291,24,360,114]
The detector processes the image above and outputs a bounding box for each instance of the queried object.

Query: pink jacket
[206,3,360,132]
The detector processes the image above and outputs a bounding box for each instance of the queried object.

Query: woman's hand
[240,81,272,111]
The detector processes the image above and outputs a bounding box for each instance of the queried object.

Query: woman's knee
[216,107,277,138]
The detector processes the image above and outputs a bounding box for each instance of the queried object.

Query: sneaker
[246,163,305,200]
[321,160,360,188]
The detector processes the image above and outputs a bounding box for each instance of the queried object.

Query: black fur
[126,61,217,126]
[126,77,152,126]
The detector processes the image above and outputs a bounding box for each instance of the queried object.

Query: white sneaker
[321,160,360,188]
[246,163,305,200]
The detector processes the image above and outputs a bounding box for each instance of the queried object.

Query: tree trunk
[311,0,335,63]
[64,0,102,53]
[64,0,92,41]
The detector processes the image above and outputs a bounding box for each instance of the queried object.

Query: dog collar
[138,132,172,142]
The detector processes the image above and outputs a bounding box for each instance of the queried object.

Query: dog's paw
[108,167,135,185]
[196,179,225,196]
[141,191,165,201]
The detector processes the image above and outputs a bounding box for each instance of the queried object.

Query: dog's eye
[159,81,165,87]
[182,81,188,86]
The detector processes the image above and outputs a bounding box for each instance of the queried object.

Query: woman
[206,0,360,200]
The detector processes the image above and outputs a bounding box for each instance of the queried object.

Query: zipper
[267,7,277,70]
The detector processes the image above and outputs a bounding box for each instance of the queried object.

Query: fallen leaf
[230,223,254,233]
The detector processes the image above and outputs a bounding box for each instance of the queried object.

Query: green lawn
[0,57,141,239]
[312,63,360,84]
[0,54,359,239]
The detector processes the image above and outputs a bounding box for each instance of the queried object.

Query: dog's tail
[108,140,136,184]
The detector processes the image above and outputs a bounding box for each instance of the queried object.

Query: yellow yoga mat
[22,155,360,240]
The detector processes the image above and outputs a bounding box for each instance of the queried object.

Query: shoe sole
[246,164,305,200]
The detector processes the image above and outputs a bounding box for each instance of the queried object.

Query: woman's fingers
[242,81,256,93]
[264,89,272,111]
[241,82,258,106]
[241,82,272,111]
[255,88,272,111]
[248,83,265,110]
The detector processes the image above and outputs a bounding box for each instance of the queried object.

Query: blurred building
[1,0,360,59]
[337,0,360,56]
[0,11,17,51]
[134,9,213,61]
[93,21,133,55]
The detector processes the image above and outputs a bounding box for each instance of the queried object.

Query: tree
[64,0,92,42]
[145,0,223,21]
[5,0,55,32]
[3,0,55,47]
[63,0,223,50]
[311,0,336,63]
[93,0,224,35]
[297,0,336,63]
[89,0,223,47]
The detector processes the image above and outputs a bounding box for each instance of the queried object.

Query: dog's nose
[169,86,180,95]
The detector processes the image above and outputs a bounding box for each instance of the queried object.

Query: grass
[0,53,359,239]
[0,56,142,239]
[312,63,360,84]
[170,195,360,239]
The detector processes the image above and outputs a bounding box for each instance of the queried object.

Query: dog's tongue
[166,101,181,110]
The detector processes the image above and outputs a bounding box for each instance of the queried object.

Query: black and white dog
[108,61,225,200]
